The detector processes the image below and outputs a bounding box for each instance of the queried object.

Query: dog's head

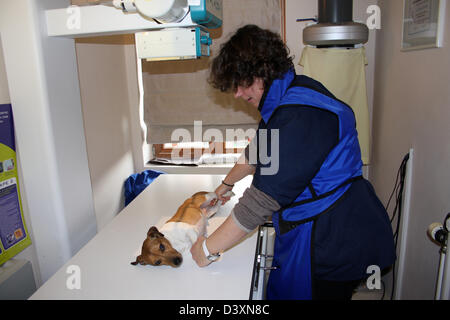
[131,226,183,268]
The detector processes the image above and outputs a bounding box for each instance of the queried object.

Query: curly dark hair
[209,24,294,93]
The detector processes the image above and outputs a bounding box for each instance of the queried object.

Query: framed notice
[401,0,446,51]
[0,104,31,265]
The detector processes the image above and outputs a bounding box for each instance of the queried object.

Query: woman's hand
[190,236,212,267]
[215,183,233,205]
[191,216,249,268]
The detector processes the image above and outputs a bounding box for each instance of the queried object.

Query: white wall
[0,0,97,284]
[1,35,42,288]
[124,42,147,173]
[1,1,140,288]
[0,38,10,104]
[371,0,450,299]
[75,36,137,230]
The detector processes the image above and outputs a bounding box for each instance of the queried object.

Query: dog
[131,191,234,268]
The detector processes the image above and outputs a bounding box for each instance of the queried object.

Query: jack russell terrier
[131,191,234,268]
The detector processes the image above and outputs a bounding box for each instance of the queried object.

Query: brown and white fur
[131,191,233,268]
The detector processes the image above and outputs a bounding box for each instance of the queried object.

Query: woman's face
[234,78,264,107]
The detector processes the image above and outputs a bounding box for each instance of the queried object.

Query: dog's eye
[159,244,165,252]
[155,260,161,265]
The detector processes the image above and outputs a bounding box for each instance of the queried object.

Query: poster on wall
[0,104,31,265]
[401,0,446,51]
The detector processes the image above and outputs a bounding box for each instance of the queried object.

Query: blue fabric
[267,214,314,300]
[272,84,363,221]
[253,70,395,300]
[124,170,165,206]
[258,70,295,124]
[252,105,339,208]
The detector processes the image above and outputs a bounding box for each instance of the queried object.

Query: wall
[0,38,10,103]
[75,35,137,230]
[371,0,450,299]
[0,0,97,284]
[1,35,42,288]
[1,0,140,288]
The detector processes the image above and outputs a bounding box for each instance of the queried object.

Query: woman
[190,24,396,300]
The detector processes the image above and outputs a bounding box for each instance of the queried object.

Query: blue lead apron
[266,176,362,300]
[264,79,363,300]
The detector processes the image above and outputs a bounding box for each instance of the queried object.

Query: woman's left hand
[190,236,212,267]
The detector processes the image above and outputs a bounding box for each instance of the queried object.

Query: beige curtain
[143,0,282,144]
[299,47,371,165]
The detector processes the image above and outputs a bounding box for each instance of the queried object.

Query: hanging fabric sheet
[299,46,371,164]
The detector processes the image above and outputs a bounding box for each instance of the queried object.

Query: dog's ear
[147,226,164,238]
[131,255,145,266]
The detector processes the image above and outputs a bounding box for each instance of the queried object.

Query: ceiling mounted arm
[46,0,222,38]
[112,0,190,23]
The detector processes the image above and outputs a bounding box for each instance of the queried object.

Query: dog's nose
[173,257,183,266]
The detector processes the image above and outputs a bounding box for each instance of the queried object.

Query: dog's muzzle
[173,256,183,267]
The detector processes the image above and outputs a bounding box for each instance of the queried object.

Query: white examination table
[30,174,256,300]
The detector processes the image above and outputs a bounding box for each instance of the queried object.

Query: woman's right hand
[215,183,233,205]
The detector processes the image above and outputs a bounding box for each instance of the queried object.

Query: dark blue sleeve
[252,106,339,208]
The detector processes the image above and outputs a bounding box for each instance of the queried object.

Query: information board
[0,104,31,265]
